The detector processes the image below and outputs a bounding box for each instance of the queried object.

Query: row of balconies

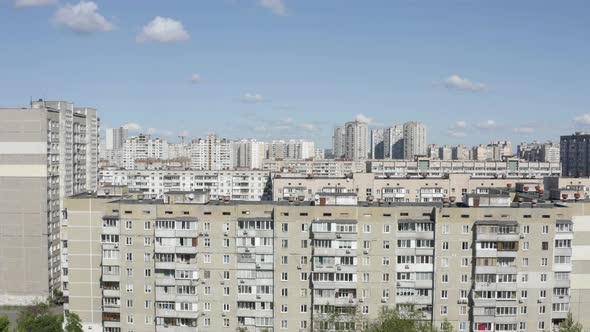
[154,245,198,254]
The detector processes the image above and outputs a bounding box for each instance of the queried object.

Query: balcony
[176,246,198,254]
[102,289,119,298]
[102,274,120,282]
[176,229,199,238]
[156,276,176,286]
[155,229,176,238]
[176,310,200,319]
[156,308,178,318]
[155,261,176,270]
[155,245,175,254]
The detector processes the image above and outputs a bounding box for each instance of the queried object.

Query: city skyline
[1,1,589,147]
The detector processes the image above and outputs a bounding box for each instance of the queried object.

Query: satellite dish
[314,194,320,201]
[187,193,195,200]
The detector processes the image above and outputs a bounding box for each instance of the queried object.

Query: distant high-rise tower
[384,125,404,159]
[561,132,590,177]
[332,126,345,158]
[403,121,427,159]
[370,128,385,159]
[105,127,128,150]
[344,120,369,160]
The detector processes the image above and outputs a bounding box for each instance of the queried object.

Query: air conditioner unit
[220,281,225,285]
[396,281,401,286]
[336,234,342,239]
[204,232,209,237]
[537,299,543,303]
[519,234,525,239]
[245,248,250,253]
[381,297,388,303]
[243,231,248,235]
[405,265,410,269]
[256,295,261,299]
[363,249,369,254]
[240,280,245,284]
[201,312,206,316]
[519,299,523,303]
[337,265,342,271]
[346,249,351,254]
[222,313,227,317]
[457,300,462,304]
[297,265,302,270]
[200,281,206,284]
[199,232,204,236]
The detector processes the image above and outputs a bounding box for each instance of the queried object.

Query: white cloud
[301,123,315,131]
[137,16,190,43]
[575,114,590,126]
[477,120,496,129]
[454,120,467,129]
[259,0,287,16]
[15,0,56,8]
[447,130,466,138]
[354,113,375,125]
[190,73,201,84]
[53,1,114,33]
[514,127,535,134]
[443,75,487,92]
[123,122,141,131]
[240,93,265,104]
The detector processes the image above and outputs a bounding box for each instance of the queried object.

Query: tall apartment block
[561,132,590,177]
[344,121,369,160]
[106,127,128,150]
[403,121,427,160]
[190,134,232,171]
[332,126,345,159]
[123,134,169,169]
[63,188,590,332]
[0,99,99,305]
[517,141,560,163]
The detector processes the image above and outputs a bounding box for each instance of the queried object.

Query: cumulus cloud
[354,113,381,125]
[53,1,114,33]
[137,16,190,43]
[240,93,265,104]
[123,122,142,131]
[15,0,56,8]
[443,75,487,92]
[477,120,496,129]
[575,114,590,126]
[259,0,287,16]
[190,73,201,84]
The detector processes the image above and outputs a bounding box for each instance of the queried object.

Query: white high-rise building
[123,134,169,169]
[190,134,232,170]
[332,126,345,158]
[403,121,427,159]
[105,127,128,150]
[384,125,404,159]
[344,120,368,160]
[0,99,99,305]
[370,128,385,159]
[232,139,266,169]
[266,140,315,160]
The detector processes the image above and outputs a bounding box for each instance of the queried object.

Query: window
[441,290,448,299]
[282,239,288,248]
[363,224,371,233]
[144,221,151,230]
[281,288,288,297]
[203,254,211,264]
[542,242,549,250]
[223,255,230,264]
[282,223,288,232]
[442,224,449,234]
[383,224,391,233]
[440,306,448,315]
[383,241,390,249]
[461,241,469,250]
[301,240,308,248]
[441,274,449,283]
[281,272,288,281]
[125,221,132,230]
[542,225,549,234]
[441,258,449,267]
[462,225,469,234]
[442,242,449,250]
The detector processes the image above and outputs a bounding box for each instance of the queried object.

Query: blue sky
[1,0,589,148]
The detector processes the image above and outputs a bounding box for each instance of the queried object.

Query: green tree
[64,312,83,332]
[439,319,456,332]
[0,315,10,332]
[557,312,583,332]
[15,303,63,332]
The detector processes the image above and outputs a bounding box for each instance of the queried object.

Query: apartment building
[62,190,590,332]
[189,135,233,171]
[517,141,560,163]
[332,126,345,159]
[123,134,169,170]
[272,173,544,202]
[344,121,369,160]
[560,132,590,177]
[403,122,427,159]
[106,127,128,150]
[0,99,99,305]
[368,159,561,179]
[261,159,366,177]
[99,169,271,201]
